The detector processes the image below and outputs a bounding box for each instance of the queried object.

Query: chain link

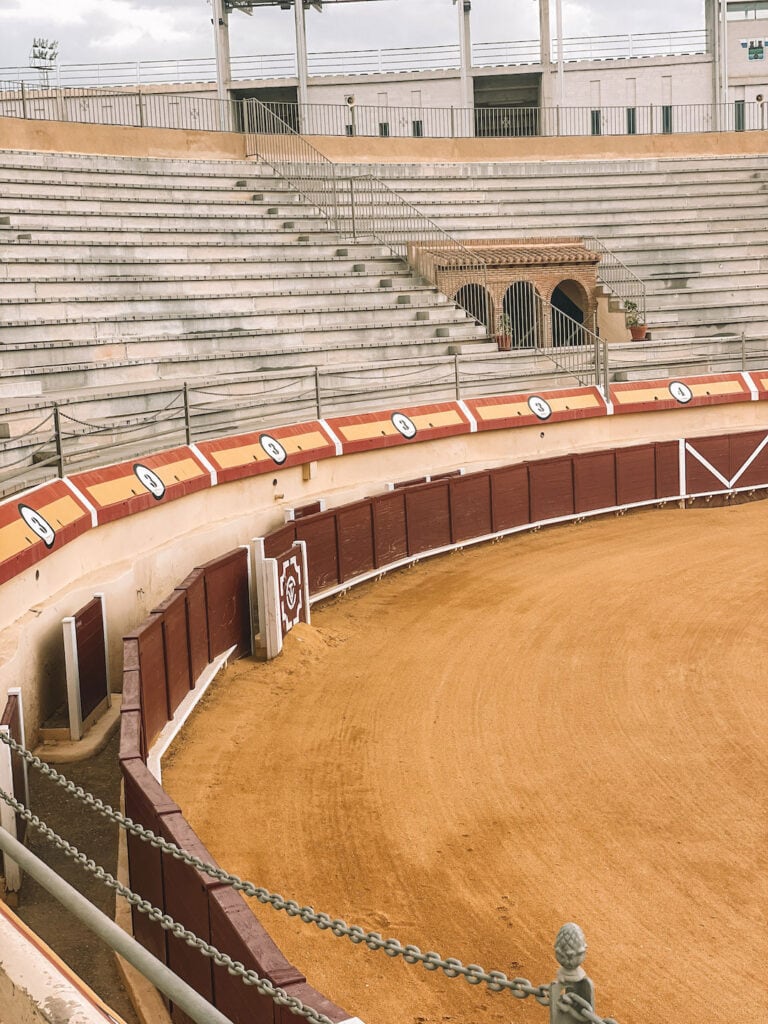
[0,784,334,1024]
[0,731,618,1022]
[558,991,620,1024]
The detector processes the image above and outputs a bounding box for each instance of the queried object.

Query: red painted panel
[128,614,169,752]
[730,431,768,488]
[201,548,251,661]
[70,446,211,526]
[175,571,209,683]
[153,591,192,718]
[490,464,530,531]
[573,452,617,513]
[196,421,337,485]
[73,597,108,723]
[615,445,657,506]
[655,442,681,499]
[290,501,324,520]
[336,501,375,582]
[264,524,297,560]
[371,491,408,566]
[1,695,26,842]
[405,482,451,555]
[160,812,220,1011]
[295,514,339,593]
[467,386,606,431]
[0,479,91,586]
[685,435,731,494]
[327,402,470,456]
[210,888,303,1024]
[121,759,179,966]
[276,983,350,1024]
[449,473,492,542]
[529,457,575,522]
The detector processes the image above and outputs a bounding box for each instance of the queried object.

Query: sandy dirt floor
[164,503,768,1024]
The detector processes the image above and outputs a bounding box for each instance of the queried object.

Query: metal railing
[4,335,762,501]
[243,99,491,323]
[0,28,708,88]
[583,236,647,322]
[3,81,767,139]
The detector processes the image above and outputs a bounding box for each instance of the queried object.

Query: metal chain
[0,731,618,1022]
[0,784,334,1024]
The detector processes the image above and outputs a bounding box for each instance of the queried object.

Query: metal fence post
[183,384,192,445]
[20,81,28,119]
[549,923,596,1024]
[741,331,746,372]
[52,403,64,478]
[349,178,357,241]
[454,353,461,400]
[315,367,323,418]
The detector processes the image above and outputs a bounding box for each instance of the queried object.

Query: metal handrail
[582,236,647,320]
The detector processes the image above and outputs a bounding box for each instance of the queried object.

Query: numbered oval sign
[18,503,56,548]
[133,463,166,500]
[259,433,288,465]
[668,381,693,405]
[527,396,553,421]
[391,412,418,439]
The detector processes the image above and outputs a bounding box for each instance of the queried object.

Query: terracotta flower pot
[496,333,511,351]
[629,324,648,341]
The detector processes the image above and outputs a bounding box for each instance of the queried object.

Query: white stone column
[457,1,473,111]
[295,0,310,126]
[212,0,232,121]
[539,0,551,65]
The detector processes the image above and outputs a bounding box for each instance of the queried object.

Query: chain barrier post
[550,923,598,1024]
[741,331,746,372]
[52,403,64,478]
[315,367,323,418]
[454,353,461,400]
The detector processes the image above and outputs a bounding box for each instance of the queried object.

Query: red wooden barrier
[200,548,251,661]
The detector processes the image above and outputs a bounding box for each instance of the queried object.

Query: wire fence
[0,29,708,88]
[2,334,761,500]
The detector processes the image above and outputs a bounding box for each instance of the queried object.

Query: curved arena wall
[3,373,768,1022]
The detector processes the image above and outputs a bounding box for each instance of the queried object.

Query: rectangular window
[590,109,601,136]
[661,105,673,134]
[412,119,424,137]
[378,122,390,137]
[734,99,746,131]
[626,107,637,135]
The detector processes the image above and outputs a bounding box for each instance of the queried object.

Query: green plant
[498,312,512,335]
[624,299,645,327]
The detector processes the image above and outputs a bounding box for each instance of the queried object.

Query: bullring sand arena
[164,501,768,1024]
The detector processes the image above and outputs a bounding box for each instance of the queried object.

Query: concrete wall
[727,15,768,92]
[0,117,246,159]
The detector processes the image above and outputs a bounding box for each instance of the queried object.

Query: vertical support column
[539,0,552,65]
[707,0,723,127]
[457,0,473,112]
[555,0,565,109]
[294,0,310,129]
[0,727,21,893]
[212,0,232,129]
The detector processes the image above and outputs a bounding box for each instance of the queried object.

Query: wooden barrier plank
[529,456,575,522]
[336,501,375,583]
[573,451,617,513]
[210,887,305,1024]
[201,549,250,661]
[685,434,732,494]
[615,445,657,506]
[405,482,451,555]
[73,597,109,724]
[276,982,351,1024]
[175,570,209,682]
[490,464,530,531]
[0,695,27,844]
[128,614,170,752]
[655,441,681,498]
[294,514,339,593]
[264,524,297,559]
[730,430,768,488]
[153,591,192,719]
[371,491,408,567]
[449,472,492,543]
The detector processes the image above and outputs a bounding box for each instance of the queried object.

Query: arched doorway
[455,283,491,331]
[550,280,588,347]
[501,281,542,349]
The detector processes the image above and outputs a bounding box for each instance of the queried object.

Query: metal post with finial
[550,923,594,1023]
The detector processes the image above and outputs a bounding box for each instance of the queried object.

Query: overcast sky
[0,1,705,71]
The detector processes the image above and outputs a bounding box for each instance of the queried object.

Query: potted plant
[496,312,512,351]
[624,300,647,342]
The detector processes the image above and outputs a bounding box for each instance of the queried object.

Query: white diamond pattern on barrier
[279,553,303,635]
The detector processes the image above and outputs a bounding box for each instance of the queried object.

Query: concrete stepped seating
[0,150,494,435]
[366,154,768,340]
